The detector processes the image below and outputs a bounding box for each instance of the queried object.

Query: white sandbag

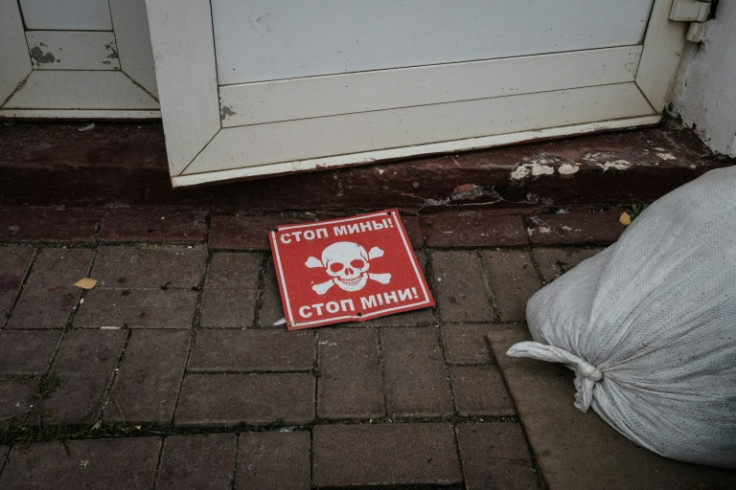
[507,166,736,468]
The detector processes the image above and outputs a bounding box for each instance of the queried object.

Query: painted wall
[670,1,736,157]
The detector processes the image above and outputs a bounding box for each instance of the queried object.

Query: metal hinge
[669,0,713,42]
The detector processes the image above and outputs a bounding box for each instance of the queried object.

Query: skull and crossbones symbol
[305,241,391,295]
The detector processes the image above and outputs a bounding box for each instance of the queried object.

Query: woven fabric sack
[507,166,736,468]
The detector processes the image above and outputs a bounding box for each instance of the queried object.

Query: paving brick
[209,212,423,250]
[456,423,539,490]
[532,247,604,284]
[0,246,35,325]
[35,329,126,424]
[441,323,512,365]
[237,431,310,490]
[0,330,61,375]
[6,248,92,329]
[382,327,453,417]
[313,423,461,487]
[431,250,494,323]
[176,373,314,425]
[210,214,287,250]
[92,245,206,288]
[104,330,190,423]
[257,256,286,327]
[200,252,261,328]
[97,206,207,242]
[0,207,98,243]
[74,289,198,328]
[423,209,528,247]
[317,328,383,419]
[526,209,625,246]
[157,434,236,490]
[488,329,736,490]
[482,250,542,322]
[0,380,35,425]
[0,437,161,490]
[450,366,515,417]
[188,329,314,372]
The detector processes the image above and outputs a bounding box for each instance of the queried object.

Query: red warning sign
[269,209,434,330]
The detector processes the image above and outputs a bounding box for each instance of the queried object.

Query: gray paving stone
[75,288,198,328]
[532,246,603,284]
[157,433,236,490]
[188,329,314,372]
[0,437,161,490]
[0,380,35,425]
[482,250,542,322]
[176,373,314,425]
[382,327,453,417]
[450,365,515,417]
[203,252,262,289]
[35,329,126,424]
[237,431,311,490]
[104,329,190,423]
[317,328,384,420]
[313,423,461,487]
[92,245,206,288]
[200,252,262,328]
[6,248,92,329]
[488,329,736,490]
[0,330,61,375]
[441,323,512,365]
[431,250,495,323]
[0,246,35,326]
[456,423,539,490]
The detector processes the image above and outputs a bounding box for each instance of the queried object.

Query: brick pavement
[0,204,733,488]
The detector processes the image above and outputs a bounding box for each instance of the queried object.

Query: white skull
[321,241,370,292]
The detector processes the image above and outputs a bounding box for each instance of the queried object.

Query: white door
[147,0,689,187]
[0,0,159,118]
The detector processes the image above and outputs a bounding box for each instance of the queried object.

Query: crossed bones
[305,242,392,295]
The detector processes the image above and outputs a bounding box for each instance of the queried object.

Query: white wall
[670,1,736,157]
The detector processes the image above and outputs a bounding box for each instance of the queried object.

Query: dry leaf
[619,212,632,226]
[73,278,98,289]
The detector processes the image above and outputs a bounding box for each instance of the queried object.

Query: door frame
[145,0,687,187]
[0,0,160,119]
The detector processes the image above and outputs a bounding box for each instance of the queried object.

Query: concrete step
[0,119,731,210]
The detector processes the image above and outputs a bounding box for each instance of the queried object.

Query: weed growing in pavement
[34,372,62,399]
[626,203,650,221]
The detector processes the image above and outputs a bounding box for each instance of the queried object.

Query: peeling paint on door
[29,46,57,66]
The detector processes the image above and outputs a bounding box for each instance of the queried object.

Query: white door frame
[0,0,160,119]
[145,0,687,187]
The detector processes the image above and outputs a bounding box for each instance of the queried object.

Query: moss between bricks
[0,415,519,447]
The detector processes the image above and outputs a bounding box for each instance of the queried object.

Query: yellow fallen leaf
[73,278,98,289]
[619,212,632,226]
